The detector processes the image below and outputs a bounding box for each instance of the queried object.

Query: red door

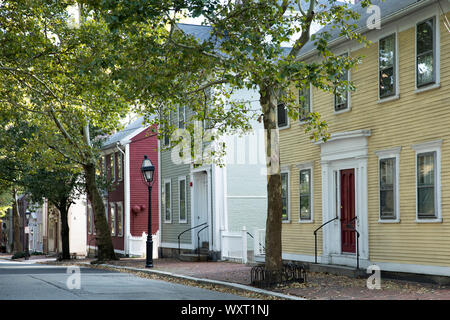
[340,169,356,253]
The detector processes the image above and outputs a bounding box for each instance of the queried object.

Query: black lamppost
[141,155,155,268]
[25,210,30,260]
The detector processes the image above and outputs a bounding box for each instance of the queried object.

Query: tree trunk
[12,189,22,253]
[260,85,283,273]
[58,204,71,260]
[83,161,117,261]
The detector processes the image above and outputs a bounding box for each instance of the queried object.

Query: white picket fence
[221,227,248,263]
[220,227,266,263]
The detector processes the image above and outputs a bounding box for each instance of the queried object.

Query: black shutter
[277,103,287,127]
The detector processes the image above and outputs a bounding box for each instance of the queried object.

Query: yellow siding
[281,14,450,266]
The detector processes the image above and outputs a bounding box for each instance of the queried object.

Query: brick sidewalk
[95,258,450,300]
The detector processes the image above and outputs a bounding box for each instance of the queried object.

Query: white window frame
[299,84,313,125]
[296,162,314,223]
[163,179,172,223]
[412,140,442,223]
[178,176,187,223]
[415,14,441,93]
[375,147,401,223]
[280,167,291,223]
[116,202,123,237]
[333,50,352,115]
[109,202,116,236]
[378,32,400,103]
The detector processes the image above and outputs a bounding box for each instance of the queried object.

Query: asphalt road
[0,259,248,300]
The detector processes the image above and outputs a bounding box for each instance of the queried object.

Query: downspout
[157,139,162,258]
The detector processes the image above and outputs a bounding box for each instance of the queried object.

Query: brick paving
[103,258,450,300]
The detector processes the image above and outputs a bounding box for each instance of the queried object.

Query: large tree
[0,0,136,261]
[88,0,375,273]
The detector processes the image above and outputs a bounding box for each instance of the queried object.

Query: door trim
[320,130,370,266]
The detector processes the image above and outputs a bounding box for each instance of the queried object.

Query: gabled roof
[102,116,147,150]
[297,0,433,58]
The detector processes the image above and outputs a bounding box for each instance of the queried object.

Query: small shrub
[11,251,27,259]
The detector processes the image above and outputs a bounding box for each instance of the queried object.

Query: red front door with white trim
[340,169,356,254]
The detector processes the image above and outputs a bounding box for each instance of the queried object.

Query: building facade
[279,0,450,276]
[87,117,160,258]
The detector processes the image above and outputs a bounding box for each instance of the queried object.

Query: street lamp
[25,211,30,260]
[141,155,155,268]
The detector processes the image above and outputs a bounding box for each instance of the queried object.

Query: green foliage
[11,251,27,259]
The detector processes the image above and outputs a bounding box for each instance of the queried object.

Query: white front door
[194,171,209,248]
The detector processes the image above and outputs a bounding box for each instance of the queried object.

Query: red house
[87,117,159,258]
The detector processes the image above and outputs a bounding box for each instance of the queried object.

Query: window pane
[417,19,434,55]
[380,158,395,219]
[179,179,186,221]
[380,190,394,218]
[417,53,434,86]
[178,106,185,129]
[277,103,287,127]
[380,67,395,98]
[110,203,115,236]
[417,152,436,217]
[418,187,435,217]
[300,169,311,220]
[165,182,171,221]
[281,173,288,220]
[379,35,395,69]
[117,203,123,237]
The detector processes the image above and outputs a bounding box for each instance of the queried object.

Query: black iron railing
[313,216,339,264]
[197,225,209,260]
[177,222,207,256]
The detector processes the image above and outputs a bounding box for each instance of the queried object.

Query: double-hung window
[110,154,116,182]
[417,152,437,218]
[87,204,93,234]
[379,34,396,98]
[412,140,442,222]
[178,177,187,223]
[281,172,289,221]
[379,158,396,219]
[117,152,123,181]
[110,202,116,236]
[299,85,311,121]
[416,17,436,87]
[178,106,186,129]
[334,53,349,112]
[116,202,123,237]
[163,180,172,223]
[299,169,312,221]
[376,148,401,222]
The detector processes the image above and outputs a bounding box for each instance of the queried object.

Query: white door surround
[317,130,371,268]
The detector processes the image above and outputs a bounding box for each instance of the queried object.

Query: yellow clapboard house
[278,0,450,277]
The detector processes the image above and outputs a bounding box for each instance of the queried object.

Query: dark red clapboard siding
[129,126,159,237]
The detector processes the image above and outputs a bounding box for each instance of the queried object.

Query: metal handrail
[313,216,339,264]
[197,225,209,260]
[177,222,207,256]
[246,231,265,253]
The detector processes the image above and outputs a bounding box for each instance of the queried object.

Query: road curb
[78,262,305,300]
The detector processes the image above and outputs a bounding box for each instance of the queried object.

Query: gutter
[297,0,436,60]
